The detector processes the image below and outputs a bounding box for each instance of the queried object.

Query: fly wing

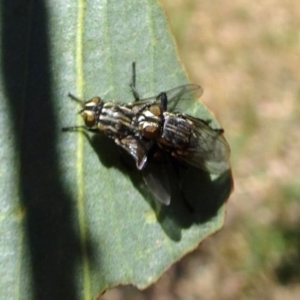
[164,84,203,112]
[127,84,203,112]
[174,115,231,174]
[117,136,172,205]
[115,136,150,170]
[142,155,172,205]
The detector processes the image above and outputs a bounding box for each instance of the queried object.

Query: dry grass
[103,0,300,299]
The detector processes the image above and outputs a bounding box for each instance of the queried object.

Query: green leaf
[0,0,233,299]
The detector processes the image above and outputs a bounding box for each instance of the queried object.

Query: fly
[63,62,231,206]
[128,81,231,175]
[62,94,152,170]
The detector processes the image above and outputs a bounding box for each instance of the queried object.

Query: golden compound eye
[142,125,160,139]
[82,111,96,127]
[83,97,100,108]
[92,97,101,104]
[149,104,162,116]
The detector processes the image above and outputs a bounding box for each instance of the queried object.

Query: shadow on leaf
[80,132,233,241]
[1,2,94,299]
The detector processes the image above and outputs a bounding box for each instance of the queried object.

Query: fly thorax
[98,103,134,137]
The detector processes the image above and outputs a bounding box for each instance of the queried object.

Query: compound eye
[142,125,160,139]
[91,97,101,104]
[83,97,100,109]
[82,111,96,128]
[149,104,162,116]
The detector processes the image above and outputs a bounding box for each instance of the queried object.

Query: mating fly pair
[63,63,231,205]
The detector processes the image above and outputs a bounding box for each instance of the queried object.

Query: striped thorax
[80,97,136,138]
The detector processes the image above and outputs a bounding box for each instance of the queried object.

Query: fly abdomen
[160,113,192,149]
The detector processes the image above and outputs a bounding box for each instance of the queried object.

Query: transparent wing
[142,161,171,205]
[174,115,231,174]
[127,84,203,112]
[115,136,149,170]
[162,84,203,112]
[117,137,172,205]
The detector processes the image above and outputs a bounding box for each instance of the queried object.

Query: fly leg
[129,61,141,101]
[156,91,168,111]
[67,92,85,104]
[62,126,100,133]
[129,61,156,115]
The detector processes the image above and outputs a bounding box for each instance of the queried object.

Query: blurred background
[103,0,300,299]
